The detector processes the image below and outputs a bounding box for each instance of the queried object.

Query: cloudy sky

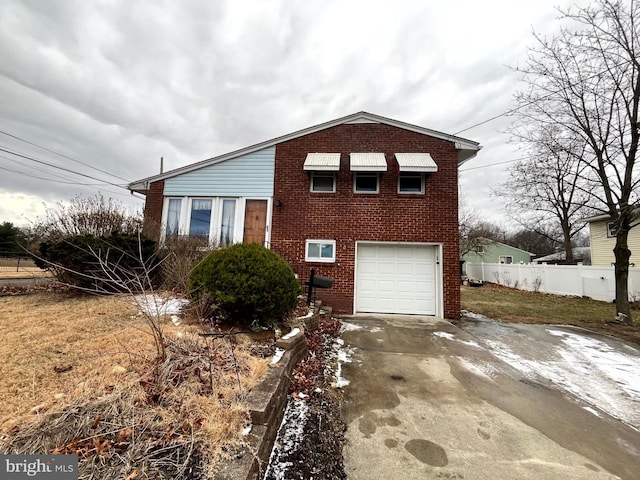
[0,0,583,228]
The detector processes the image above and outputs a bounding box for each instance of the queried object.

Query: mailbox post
[305,268,334,305]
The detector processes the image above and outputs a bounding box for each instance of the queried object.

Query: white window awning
[350,153,387,172]
[303,153,341,171]
[395,153,438,173]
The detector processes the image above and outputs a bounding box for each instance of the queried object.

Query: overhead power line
[0,129,130,182]
[0,145,127,189]
[452,58,633,136]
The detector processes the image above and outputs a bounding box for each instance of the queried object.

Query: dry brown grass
[0,292,269,476]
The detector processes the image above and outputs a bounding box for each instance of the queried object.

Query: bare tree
[34,193,142,241]
[514,0,640,321]
[459,199,506,256]
[495,125,593,262]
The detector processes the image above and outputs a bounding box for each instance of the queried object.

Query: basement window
[305,239,336,263]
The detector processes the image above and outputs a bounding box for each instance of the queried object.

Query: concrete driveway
[339,315,640,480]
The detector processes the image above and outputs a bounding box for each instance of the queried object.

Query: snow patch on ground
[271,348,285,365]
[461,310,490,321]
[433,331,455,340]
[457,358,496,380]
[433,331,482,348]
[135,294,189,316]
[340,322,363,332]
[281,328,300,340]
[486,329,640,430]
[264,398,308,480]
[369,326,383,333]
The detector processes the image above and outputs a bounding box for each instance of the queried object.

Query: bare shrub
[33,193,142,241]
[160,236,220,293]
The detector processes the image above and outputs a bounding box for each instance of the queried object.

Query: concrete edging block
[213,334,308,480]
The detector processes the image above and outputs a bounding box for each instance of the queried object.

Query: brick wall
[270,123,461,318]
[142,180,165,241]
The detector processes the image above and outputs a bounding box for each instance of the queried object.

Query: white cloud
[0,0,580,227]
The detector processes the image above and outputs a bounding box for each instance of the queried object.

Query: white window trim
[305,239,336,263]
[310,172,336,193]
[397,173,425,194]
[607,221,617,238]
[188,197,215,239]
[353,172,380,194]
[161,196,267,247]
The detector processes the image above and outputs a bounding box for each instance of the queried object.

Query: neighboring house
[129,112,480,318]
[461,240,532,274]
[583,213,640,266]
[532,247,591,265]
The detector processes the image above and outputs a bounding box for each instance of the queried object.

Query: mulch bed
[263,314,347,480]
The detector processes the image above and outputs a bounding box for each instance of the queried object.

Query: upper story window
[499,255,513,264]
[305,239,336,262]
[311,172,336,192]
[304,153,340,193]
[607,222,617,238]
[398,173,424,194]
[354,172,379,193]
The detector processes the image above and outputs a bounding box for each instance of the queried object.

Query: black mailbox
[305,268,334,305]
[311,274,333,289]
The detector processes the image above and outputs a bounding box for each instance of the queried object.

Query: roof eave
[127,111,482,192]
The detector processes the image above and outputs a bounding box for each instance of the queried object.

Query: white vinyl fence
[465,262,640,303]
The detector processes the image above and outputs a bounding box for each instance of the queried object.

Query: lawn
[0,292,269,478]
[461,283,640,345]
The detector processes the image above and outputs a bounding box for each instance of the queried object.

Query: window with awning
[349,153,387,171]
[303,153,341,171]
[395,153,438,173]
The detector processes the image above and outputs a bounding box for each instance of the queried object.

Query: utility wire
[452,58,633,136]
[0,129,130,182]
[0,145,128,189]
[460,157,528,172]
[0,153,103,185]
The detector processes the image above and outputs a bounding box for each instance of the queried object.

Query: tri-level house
[129,112,481,318]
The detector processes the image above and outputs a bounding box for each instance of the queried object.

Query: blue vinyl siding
[164,146,275,197]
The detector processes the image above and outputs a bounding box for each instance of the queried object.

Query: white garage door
[356,244,437,315]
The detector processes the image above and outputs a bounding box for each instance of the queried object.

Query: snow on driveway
[450,316,640,432]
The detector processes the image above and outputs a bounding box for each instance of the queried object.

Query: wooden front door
[243,200,268,244]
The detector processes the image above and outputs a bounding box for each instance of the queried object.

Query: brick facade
[143,180,165,241]
[270,123,460,318]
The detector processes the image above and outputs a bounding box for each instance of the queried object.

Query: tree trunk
[613,228,632,323]
[561,219,574,263]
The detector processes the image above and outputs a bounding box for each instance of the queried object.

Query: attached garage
[355,243,440,316]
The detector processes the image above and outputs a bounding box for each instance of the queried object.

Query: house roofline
[128,111,481,193]
[475,237,534,256]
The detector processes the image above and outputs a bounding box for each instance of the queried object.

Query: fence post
[577,262,584,297]
[481,262,485,282]
[16,255,20,272]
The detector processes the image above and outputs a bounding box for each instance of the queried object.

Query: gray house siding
[164,146,275,197]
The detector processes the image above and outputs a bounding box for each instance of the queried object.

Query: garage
[355,243,439,315]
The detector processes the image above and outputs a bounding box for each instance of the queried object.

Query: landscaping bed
[0,291,270,478]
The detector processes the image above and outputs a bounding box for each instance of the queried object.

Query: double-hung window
[166,198,182,237]
[305,239,336,263]
[189,199,213,239]
[220,199,236,245]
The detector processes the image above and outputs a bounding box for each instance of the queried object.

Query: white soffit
[395,153,438,173]
[303,153,341,171]
[350,153,388,171]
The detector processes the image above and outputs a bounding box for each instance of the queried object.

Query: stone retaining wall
[214,312,319,480]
